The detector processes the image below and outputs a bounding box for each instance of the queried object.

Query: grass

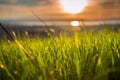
[0,30,120,80]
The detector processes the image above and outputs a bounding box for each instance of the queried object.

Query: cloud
[90,0,120,8]
[98,0,120,8]
[0,0,51,6]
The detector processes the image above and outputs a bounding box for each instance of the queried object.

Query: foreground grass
[0,30,120,80]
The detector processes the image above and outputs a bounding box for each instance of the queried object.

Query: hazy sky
[0,0,120,20]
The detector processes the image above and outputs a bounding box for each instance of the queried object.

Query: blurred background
[0,0,120,38]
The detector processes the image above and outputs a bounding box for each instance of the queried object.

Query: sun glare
[59,0,87,14]
[71,21,80,27]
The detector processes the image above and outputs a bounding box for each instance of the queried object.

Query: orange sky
[0,0,120,20]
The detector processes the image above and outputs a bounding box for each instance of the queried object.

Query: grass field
[0,30,120,80]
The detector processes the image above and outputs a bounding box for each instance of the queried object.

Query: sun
[59,0,87,14]
[71,21,80,27]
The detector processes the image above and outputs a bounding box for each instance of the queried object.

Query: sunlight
[59,0,87,14]
[71,21,80,27]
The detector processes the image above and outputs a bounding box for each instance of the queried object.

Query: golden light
[59,0,87,14]
[71,21,80,27]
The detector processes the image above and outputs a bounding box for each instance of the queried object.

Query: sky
[0,0,120,21]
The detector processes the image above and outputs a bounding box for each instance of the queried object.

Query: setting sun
[71,21,80,27]
[59,0,87,14]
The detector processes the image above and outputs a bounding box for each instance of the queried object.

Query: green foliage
[0,30,120,80]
